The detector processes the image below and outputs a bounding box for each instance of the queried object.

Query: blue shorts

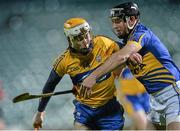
[73,97,124,130]
[126,92,150,113]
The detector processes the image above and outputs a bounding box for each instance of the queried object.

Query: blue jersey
[123,23,180,93]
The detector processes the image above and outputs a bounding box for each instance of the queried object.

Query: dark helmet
[110,2,140,19]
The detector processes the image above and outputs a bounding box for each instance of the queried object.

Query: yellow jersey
[53,35,120,107]
[119,68,146,95]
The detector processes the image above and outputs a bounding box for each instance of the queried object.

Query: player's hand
[129,53,142,64]
[73,84,91,98]
[33,111,44,130]
[80,75,96,98]
[79,84,92,99]
[72,85,79,96]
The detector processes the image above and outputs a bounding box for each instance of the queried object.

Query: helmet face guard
[110,8,126,20]
[69,31,92,55]
[110,2,140,21]
[68,28,89,48]
[64,18,92,55]
[110,2,140,37]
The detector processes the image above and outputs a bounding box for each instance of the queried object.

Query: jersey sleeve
[101,36,120,54]
[112,41,121,52]
[38,69,62,112]
[53,53,67,77]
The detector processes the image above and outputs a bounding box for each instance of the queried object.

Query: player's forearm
[90,51,129,79]
[38,69,62,112]
[90,43,140,80]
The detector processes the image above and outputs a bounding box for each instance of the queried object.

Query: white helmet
[64,18,92,55]
[64,17,91,37]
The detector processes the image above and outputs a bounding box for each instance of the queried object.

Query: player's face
[111,17,129,39]
[69,31,92,55]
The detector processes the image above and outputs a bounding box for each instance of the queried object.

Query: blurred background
[0,0,180,130]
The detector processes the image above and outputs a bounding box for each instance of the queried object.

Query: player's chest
[67,50,109,76]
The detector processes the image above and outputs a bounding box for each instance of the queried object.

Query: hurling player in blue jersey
[81,2,180,130]
[32,17,142,130]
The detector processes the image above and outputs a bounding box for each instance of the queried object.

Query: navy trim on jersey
[38,69,62,112]
[144,67,166,76]
[143,72,173,79]
[71,67,111,85]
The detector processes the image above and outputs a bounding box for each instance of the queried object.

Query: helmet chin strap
[125,17,138,30]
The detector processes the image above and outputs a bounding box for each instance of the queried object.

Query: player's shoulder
[53,49,70,67]
[93,35,117,48]
[94,35,115,43]
[55,49,70,61]
[130,23,151,42]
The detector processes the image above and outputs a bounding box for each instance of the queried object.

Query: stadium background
[0,0,179,129]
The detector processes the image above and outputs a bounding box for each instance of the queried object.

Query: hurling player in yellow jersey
[32,17,141,130]
[81,2,180,130]
[116,67,150,130]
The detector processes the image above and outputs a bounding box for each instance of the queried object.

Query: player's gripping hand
[129,53,142,64]
[73,84,92,99]
[33,111,44,130]
[79,84,92,99]
[80,75,96,99]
